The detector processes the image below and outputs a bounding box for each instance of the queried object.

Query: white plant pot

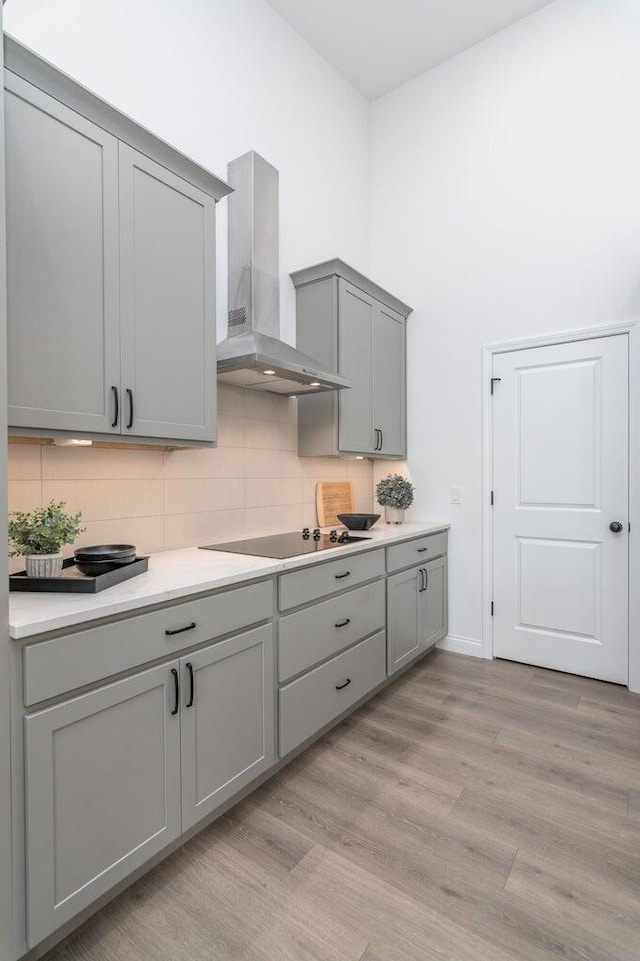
[384,507,405,525]
[25,553,63,578]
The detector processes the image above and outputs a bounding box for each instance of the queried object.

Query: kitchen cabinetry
[24,621,275,946]
[4,40,229,446]
[5,74,120,435]
[12,528,447,958]
[292,259,411,458]
[387,554,448,676]
[118,146,216,441]
[24,663,182,946]
[180,624,274,830]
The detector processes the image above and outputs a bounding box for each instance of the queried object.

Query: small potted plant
[9,500,85,578]
[376,473,415,525]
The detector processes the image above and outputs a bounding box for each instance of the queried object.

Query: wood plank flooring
[47,650,640,961]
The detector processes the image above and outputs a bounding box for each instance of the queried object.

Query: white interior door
[492,335,629,683]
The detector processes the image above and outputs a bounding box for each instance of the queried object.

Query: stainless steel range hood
[217,151,350,395]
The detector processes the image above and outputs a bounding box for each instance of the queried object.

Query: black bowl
[337,513,381,531]
[75,556,137,576]
[74,544,136,561]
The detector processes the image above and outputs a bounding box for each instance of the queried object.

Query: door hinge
[490,490,494,506]
[490,377,502,395]
[490,601,494,616]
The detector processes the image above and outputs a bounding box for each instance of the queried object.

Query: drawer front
[279,580,385,682]
[386,531,447,573]
[278,548,384,611]
[23,579,273,706]
[279,630,386,757]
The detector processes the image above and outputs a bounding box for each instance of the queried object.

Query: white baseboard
[436,634,485,658]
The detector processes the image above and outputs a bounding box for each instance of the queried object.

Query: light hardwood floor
[48,650,640,961]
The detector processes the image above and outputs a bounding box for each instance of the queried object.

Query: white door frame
[481,321,640,693]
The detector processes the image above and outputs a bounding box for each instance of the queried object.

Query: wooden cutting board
[316,481,355,528]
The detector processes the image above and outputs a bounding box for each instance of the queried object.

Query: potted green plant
[9,500,85,578]
[376,473,415,525]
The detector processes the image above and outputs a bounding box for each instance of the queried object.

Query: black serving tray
[10,556,149,593]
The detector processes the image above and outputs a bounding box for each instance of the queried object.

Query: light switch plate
[450,487,461,504]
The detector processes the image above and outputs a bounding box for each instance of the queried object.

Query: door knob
[609,521,624,533]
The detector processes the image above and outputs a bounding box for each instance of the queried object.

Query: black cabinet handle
[185,662,194,708]
[126,388,134,429]
[423,569,429,592]
[170,668,179,715]
[335,571,351,580]
[419,568,428,592]
[165,621,197,636]
[416,547,428,553]
[111,386,119,428]
[335,678,352,691]
[380,429,383,451]
[335,618,351,629]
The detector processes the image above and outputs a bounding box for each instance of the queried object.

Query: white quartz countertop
[9,522,449,640]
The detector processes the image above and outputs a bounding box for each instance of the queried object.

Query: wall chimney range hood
[217,151,350,395]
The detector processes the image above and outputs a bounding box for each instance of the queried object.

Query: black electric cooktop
[200,530,371,559]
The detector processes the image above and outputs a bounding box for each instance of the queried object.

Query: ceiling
[265,0,554,99]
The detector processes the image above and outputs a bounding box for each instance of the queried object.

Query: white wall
[4,0,371,345]
[370,0,640,649]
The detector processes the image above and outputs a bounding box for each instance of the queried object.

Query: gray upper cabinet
[338,282,376,454]
[180,624,275,832]
[4,39,230,446]
[5,74,120,434]
[24,663,182,947]
[293,259,411,459]
[119,146,216,442]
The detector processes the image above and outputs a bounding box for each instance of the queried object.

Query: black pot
[337,513,381,531]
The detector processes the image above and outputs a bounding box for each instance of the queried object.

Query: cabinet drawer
[23,579,273,706]
[279,630,386,757]
[279,580,385,682]
[386,532,447,573]
[278,548,384,611]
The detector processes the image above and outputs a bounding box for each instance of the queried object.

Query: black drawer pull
[416,547,428,553]
[165,621,197,636]
[335,678,352,691]
[185,662,194,708]
[335,618,351,629]
[170,668,179,716]
[335,571,351,580]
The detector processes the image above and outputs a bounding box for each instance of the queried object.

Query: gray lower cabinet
[119,145,216,442]
[180,624,275,831]
[387,555,448,675]
[279,630,387,757]
[293,260,411,459]
[24,663,182,947]
[5,73,120,435]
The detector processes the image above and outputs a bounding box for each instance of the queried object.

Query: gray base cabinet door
[119,145,216,442]
[180,624,275,832]
[387,556,448,675]
[5,74,120,434]
[421,555,448,648]
[24,663,182,947]
[386,566,422,675]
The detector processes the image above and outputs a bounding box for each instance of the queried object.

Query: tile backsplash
[7,385,374,567]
